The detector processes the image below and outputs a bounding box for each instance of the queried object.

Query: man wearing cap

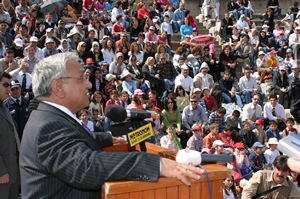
[186,124,204,152]
[42,38,58,57]
[263,94,286,130]
[0,21,13,48]
[174,63,193,94]
[242,156,300,199]
[193,62,214,91]
[248,141,266,172]
[0,49,18,73]
[38,27,60,48]
[23,36,44,61]
[0,72,20,199]
[3,80,30,138]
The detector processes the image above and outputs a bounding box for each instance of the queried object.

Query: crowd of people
[0,0,300,198]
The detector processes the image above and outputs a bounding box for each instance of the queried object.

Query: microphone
[105,105,160,122]
[176,149,234,166]
[105,105,127,122]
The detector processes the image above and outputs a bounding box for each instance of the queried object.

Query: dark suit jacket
[3,96,30,139]
[0,102,19,185]
[20,102,160,199]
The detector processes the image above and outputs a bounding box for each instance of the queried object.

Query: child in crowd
[222,176,238,199]
[203,123,220,149]
[208,107,226,132]
[252,119,268,144]
[226,110,242,137]
[160,126,180,151]
[240,121,257,153]
[211,140,226,166]
[248,142,266,172]
[186,124,204,152]
[233,142,251,180]
[120,91,130,109]
[219,124,235,150]
[282,117,298,137]
[78,109,94,132]
[264,138,280,168]
[266,120,281,140]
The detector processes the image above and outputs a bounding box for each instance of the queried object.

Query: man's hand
[160,158,203,186]
[112,136,127,145]
[0,173,9,184]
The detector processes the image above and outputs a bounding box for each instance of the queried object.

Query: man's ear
[51,80,65,98]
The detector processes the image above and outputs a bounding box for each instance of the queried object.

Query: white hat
[296,11,300,19]
[14,38,23,47]
[30,36,38,42]
[295,26,300,30]
[180,63,189,70]
[268,138,279,145]
[67,29,81,38]
[262,24,269,29]
[116,52,124,58]
[258,51,265,56]
[212,140,225,148]
[200,62,210,71]
[105,74,116,82]
[76,21,83,26]
[187,54,194,60]
[46,28,53,33]
[193,88,202,93]
[286,48,293,53]
[45,38,55,44]
[102,35,110,39]
[120,69,136,79]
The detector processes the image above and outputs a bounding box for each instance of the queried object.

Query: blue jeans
[162,78,175,92]
[222,92,233,103]
[242,90,252,104]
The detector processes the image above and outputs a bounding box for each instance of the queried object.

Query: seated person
[219,124,235,149]
[160,126,180,151]
[264,138,280,167]
[248,142,266,172]
[208,107,226,132]
[252,119,268,145]
[240,121,257,152]
[256,51,272,83]
[203,123,220,149]
[186,124,204,152]
[265,120,281,141]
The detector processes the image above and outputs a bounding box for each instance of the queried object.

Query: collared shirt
[9,70,32,90]
[242,103,263,122]
[263,102,286,121]
[186,135,204,152]
[174,73,193,93]
[182,104,207,130]
[43,101,81,124]
[264,149,280,164]
[242,170,300,199]
[239,75,258,91]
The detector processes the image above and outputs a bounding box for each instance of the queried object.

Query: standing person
[3,80,30,139]
[19,52,203,198]
[242,156,300,198]
[0,72,20,199]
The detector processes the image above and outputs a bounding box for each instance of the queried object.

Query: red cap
[192,124,202,131]
[234,142,245,149]
[254,119,264,125]
[270,50,277,55]
[86,58,94,65]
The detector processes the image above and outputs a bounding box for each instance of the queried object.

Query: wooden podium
[103,143,231,199]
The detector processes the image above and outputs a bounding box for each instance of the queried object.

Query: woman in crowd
[180,17,193,41]
[101,38,115,63]
[88,41,104,66]
[175,85,189,113]
[128,42,144,66]
[89,91,106,121]
[77,41,89,63]
[161,96,182,135]
[219,45,237,79]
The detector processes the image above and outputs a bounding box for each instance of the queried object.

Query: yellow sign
[128,123,154,147]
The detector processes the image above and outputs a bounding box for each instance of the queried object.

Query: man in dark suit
[0,72,20,199]
[20,52,202,199]
[3,80,30,139]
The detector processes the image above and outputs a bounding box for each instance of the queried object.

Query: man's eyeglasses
[59,76,90,84]
[2,82,11,88]
[190,101,198,103]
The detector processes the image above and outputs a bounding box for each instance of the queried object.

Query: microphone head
[105,105,127,122]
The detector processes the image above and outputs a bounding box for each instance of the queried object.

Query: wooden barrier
[103,143,231,199]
